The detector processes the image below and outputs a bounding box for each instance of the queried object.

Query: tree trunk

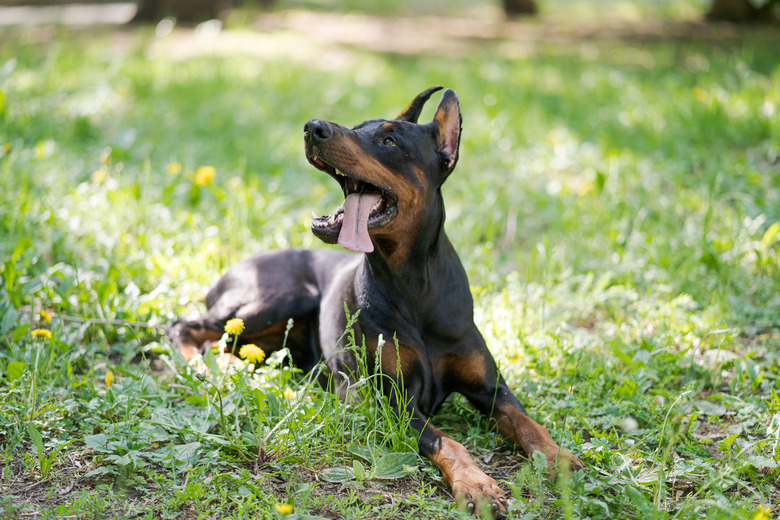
[503,0,537,17]
[706,0,779,23]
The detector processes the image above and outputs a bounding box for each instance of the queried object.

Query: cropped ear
[430,88,461,178]
[396,86,444,123]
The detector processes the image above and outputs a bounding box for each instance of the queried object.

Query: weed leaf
[83,466,113,478]
[532,450,548,479]
[6,361,25,382]
[352,459,367,480]
[0,302,18,336]
[373,452,418,480]
[84,434,109,452]
[694,400,727,417]
[348,444,377,463]
[625,486,653,517]
[27,424,44,453]
[320,465,356,483]
[746,455,779,470]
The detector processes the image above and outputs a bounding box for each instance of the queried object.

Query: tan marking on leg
[366,338,418,379]
[427,429,507,515]
[439,351,488,385]
[493,401,584,479]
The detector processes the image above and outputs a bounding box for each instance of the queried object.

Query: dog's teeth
[336,170,346,177]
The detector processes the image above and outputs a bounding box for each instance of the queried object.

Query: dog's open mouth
[309,155,397,253]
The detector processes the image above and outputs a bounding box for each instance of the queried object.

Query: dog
[168,86,584,516]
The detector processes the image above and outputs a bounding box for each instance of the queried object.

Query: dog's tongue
[338,192,381,253]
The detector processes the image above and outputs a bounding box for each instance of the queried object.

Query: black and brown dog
[168,86,583,515]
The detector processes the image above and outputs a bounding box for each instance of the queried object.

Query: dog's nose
[304,119,333,142]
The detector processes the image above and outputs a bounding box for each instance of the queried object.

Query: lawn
[1,1,779,518]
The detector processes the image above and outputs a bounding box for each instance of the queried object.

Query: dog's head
[304,86,461,260]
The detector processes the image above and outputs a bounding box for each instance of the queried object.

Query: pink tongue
[338,192,381,253]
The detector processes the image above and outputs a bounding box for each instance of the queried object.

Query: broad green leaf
[746,455,779,470]
[694,400,726,417]
[373,452,418,480]
[84,433,109,452]
[0,304,18,336]
[12,324,29,342]
[320,465,355,483]
[27,424,44,453]
[171,442,202,463]
[6,361,25,382]
[348,444,377,463]
[352,459,367,480]
[625,486,652,516]
[83,466,113,478]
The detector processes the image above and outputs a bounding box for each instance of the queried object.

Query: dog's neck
[363,189,461,298]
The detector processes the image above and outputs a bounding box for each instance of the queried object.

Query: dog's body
[169,87,582,515]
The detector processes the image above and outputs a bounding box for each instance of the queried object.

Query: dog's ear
[396,86,444,123]
[430,88,461,179]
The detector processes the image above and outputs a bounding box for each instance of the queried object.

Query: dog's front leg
[487,390,585,480]
[413,414,509,517]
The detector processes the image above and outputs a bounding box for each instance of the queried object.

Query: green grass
[1,2,779,518]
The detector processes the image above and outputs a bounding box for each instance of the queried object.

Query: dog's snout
[304,119,333,142]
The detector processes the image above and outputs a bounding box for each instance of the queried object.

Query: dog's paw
[452,473,508,518]
[547,447,585,479]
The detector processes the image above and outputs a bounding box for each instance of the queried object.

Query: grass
[1,1,779,518]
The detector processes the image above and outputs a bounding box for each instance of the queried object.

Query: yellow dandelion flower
[693,86,707,103]
[753,506,772,520]
[195,165,216,186]
[31,329,52,339]
[166,161,182,174]
[3,143,10,153]
[273,503,293,515]
[105,370,114,388]
[239,343,265,364]
[224,318,245,335]
[39,309,52,323]
[91,169,107,183]
[283,387,296,400]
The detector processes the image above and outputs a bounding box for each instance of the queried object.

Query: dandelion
[224,318,245,336]
[195,165,216,186]
[31,329,52,339]
[166,161,182,174]
[39,309,52,323]
[273,503,293,515]
[753,506,772,520]
[693,86,707,103]
[239,344,265,364]
[91,169,107,183]
[283,387,296,400]
[105,370,114,388]
[3,143,10,153]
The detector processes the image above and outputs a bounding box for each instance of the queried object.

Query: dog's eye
[382,137,396,147]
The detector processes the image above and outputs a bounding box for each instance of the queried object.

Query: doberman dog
[168,86,584,516]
